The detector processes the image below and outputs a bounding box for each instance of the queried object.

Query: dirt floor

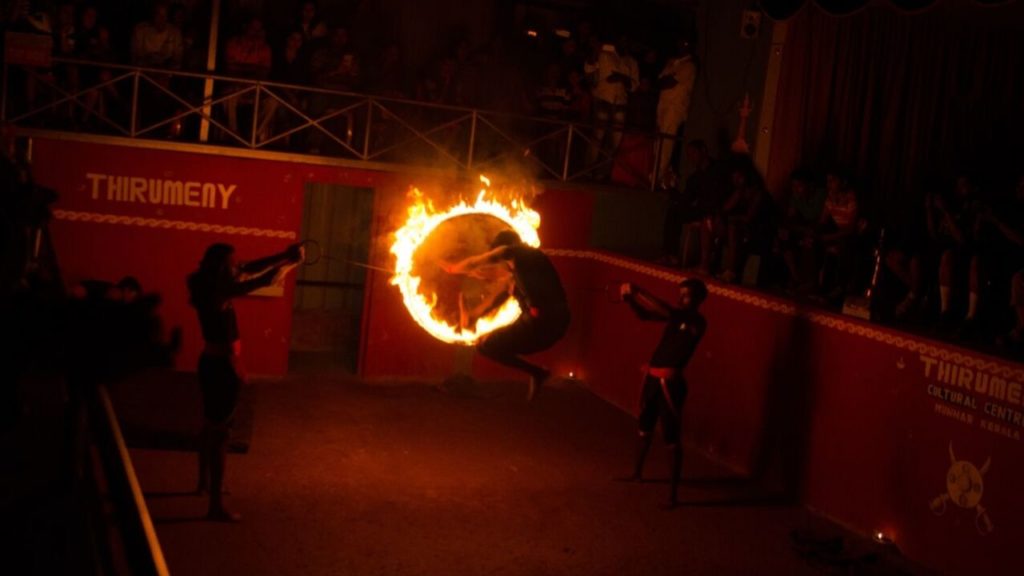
[126,373,926,576]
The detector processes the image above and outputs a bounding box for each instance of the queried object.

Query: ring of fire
[389,177,541,345]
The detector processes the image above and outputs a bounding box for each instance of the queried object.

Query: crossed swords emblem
[930,442,993,536]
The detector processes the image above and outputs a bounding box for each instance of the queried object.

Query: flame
[389,176,540,345]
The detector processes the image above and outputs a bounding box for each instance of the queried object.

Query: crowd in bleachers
[2,0,695,171]
[662,145,1024,358]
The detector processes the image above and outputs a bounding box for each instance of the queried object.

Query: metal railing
[3,57,685,189]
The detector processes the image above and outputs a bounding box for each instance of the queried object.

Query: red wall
[36,138,1022,575]
[34,138,593,377]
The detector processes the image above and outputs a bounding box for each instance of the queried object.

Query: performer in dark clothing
[442,230,570,401]
[187,241,302,521]
[618,277,707,508]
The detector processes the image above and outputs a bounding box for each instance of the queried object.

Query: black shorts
[638,375,687,443]
[478,315,569,357]
[198,353,243,424]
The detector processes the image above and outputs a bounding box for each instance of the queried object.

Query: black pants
[638,375,687,443]
[198,353,242,424]
[478,315,569,358]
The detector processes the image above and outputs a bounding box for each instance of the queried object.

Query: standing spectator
[307,26,360,152]
[77,6,121,128]
[131,3,183,70]
[295,1,327,48]
[51,3,79,124]
[816,169,861,301]
[654,38,696,190]
[266,31,309,147]
[584,33,638,180]
[778,169,826,292]
[223,16,273,141]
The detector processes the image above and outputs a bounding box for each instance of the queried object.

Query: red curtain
[766,3,1024,229]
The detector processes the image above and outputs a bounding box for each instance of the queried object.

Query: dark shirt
[189,268,277,345]
[503,245,570,326]
[681,160,724,215]
[626,296,706,371]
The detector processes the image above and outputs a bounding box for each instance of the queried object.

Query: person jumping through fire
[617,277,707,509]
[187,241,303,522]
[441,229,570,402]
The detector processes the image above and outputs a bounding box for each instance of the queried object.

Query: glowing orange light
[389,175,540,345]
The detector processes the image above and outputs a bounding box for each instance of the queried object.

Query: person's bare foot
[206,507,242,523]
[527,368,551,402]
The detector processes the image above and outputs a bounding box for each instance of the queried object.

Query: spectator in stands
[924,174,982,328]
[52,3,79,122]
[295,1,327,47]
[223,16,273,140]
[77,6,121,128]
[307,25,360,153]
[815,169,861,301]
[977,175,1024,343]
[368,42,408,99]
[266,30,308,147]
[677,141,725,273]
[778,169,825,292]
[716,156,775,284]
[533,61,571,166]
[654,38,696,190]
[170,2,204,71]
[558,36,584,79]
[131,2,183,70]
[584,33,638,180]
[417,56,461,106]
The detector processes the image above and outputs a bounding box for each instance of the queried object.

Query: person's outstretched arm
[239,243,303,277]
[620,282,673,321]
[442,245,511,275]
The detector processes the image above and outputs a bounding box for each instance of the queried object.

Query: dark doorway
[290,183,375,374]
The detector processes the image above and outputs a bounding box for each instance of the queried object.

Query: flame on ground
[389,176,540,345]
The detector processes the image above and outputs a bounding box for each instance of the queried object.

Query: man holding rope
[441,230,570,402]
[187,241,303,522]
[617,277,707,509]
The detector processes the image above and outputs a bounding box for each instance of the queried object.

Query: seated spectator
[884,202,930,321]
[923,174,983,328]
[716,156,775,284]
[222,16,273,141]
[815,169,862,301]
[977,174,1024,343]
[778,169,825,292]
